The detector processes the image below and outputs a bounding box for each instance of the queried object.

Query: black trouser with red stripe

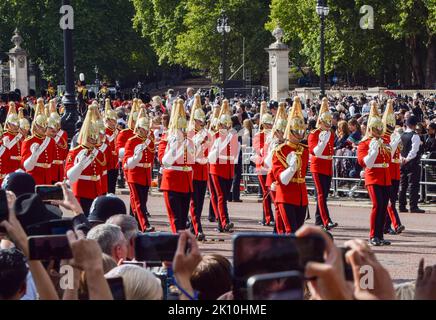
[208,175,218,221]
[367,184,390,239]
[164,190,191,234]
[129,183,151,232]
[313,173,333,226]
[385,179,402,230]
[277,203,307,234]
[107,169,118,194]
[190,180,207,235]
[210,174,232,229]
[270,190,285,234]
[258,175,274,224]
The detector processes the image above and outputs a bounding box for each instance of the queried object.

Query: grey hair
[87,224,125,255]
[106,215,139,242]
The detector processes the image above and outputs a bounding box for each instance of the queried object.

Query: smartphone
[121,261,146,268]
[35,185,64,201]
[247,271,304,300]
[232,233,325,300]
[107,277,126,300]
[340,247,354,281]
[26,219,73,236]
[135,233,182,263]
[0,190,9,233]
[28,235,73,260]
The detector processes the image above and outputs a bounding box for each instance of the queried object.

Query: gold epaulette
[274,143,289,169]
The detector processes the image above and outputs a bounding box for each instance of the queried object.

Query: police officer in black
[399,116,425,213]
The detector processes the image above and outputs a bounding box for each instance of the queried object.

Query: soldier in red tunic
[357,101,392,246]
[263,102,288,234]
[187,94,210,240]
[47,102,68,183]
[308,97,338,230]
[271,97,309,234]
[382,99,405,235]
[207,104,221,223]
[253,101,275,226]
[0,125,10,185]
[21,99,56,185]
[18,108,31,139]
[123,110,155,232]
[208,100,239,233]
[158,99,194,233]
[104,98,119,194]
[65,104,104,215]
[2,102,23,173]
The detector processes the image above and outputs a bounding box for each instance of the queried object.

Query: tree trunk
[424,35,436,89]
[407,36,425,88]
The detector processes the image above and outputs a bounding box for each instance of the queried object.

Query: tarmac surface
[108,191,436,284]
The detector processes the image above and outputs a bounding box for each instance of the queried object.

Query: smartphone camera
[35,185,64,201]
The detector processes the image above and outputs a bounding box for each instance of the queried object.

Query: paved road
[108,193,436,283]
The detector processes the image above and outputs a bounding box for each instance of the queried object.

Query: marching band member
[18,108,30,139]
[263,102,288,234]
[382,99,405,235]
[188,94,210,240]
[207,104,221,223]
[104,98,119,194]
[357,101,392,246]
[159,99,194,233]
[271,97,309,234]
[208,99,239,233]
[253,101,275,226]
[0,125,10,185]
[308,97,338,230]
[21,99,56,185]
[123,109,155,232]
[65,104,104,215]
[2,102,23,172]
[47,101,68,183]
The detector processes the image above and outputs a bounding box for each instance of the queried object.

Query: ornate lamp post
[217,10,231,98]
[316,0,329,98]
[60,0,78,141]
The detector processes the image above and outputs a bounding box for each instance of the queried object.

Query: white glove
[207,138,220,164]
[24,143,42,171]
[280,152,298,186]
[364,140,380,169]
[118,148,125,160]
[313,130,331,156]
[67,150,88,183]
[390,134,401,157]
[263,150,274,169]
[270,182,277,192]
[360,170,365,179]
[162,138,185,167]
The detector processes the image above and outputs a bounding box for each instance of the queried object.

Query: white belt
[52,160,64,165]
[11,156,22,161]
[372,163,389,168]
[316,155,333,160]
[165,166,192,172]
[219,155,234,161]
[136,163,151,168]
[79,175,101,181]
[35,163,51,169]
[102,170,108,175]
[392,159,401,164]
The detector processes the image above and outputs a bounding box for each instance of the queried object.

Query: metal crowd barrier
[240,152,436,201]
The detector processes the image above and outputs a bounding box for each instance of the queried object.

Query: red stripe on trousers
[128,183,147,232]
[258,175,273,224]
[277,203,293,234]
[270,190,285,234]
[312,173,330,226]
[163,191,178,234]
[207,177,219,219]
[366,185,378,239]
[211,174,228,229]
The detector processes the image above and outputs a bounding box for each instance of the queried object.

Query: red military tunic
[116,128,134,155]
[253,131,268,175]
[357,138,391,187]
[191,129,209,182]
[2,131,23,173]
[51,131,69,183]
[21,135,56,185]
[98,142,111,193]
[209,131,236,180]
[158,133,193,193]
[123,134,155,186]
[0,142,10,185]
[105,127,119,171]
[383,134,401,181]
[272,142,310,206]
[65,146,104,200]
[308,128,335,176]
